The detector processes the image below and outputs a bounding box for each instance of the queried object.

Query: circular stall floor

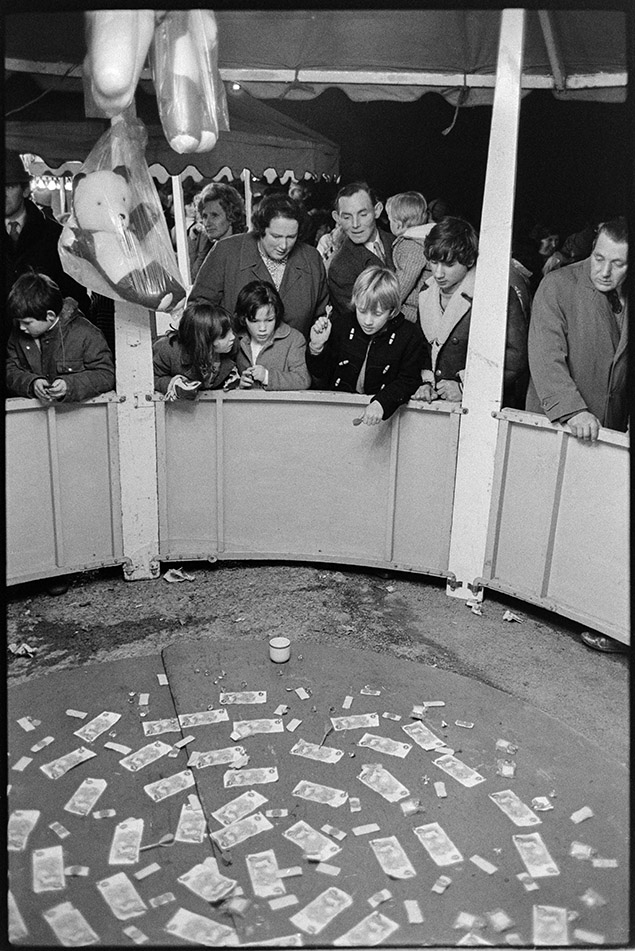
[7,640,628,947]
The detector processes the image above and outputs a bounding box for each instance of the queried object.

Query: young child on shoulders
[6,271,114,401]
[153,298,238,400]
[386,191,435,322]
[308,265,426,424]
[233,280,311,391]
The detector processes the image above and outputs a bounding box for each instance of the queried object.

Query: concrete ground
[6,561,630,766]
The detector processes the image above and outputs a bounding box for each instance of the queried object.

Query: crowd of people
[4,152,629,649]
[6,151,628,444]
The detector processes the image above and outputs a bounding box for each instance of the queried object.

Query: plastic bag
[59,112,186,312]
[151,10,230,154]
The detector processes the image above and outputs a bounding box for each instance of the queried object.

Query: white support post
[447,8,526,602]
[115,300,161,580]
[242,168,252,227]
[171,173,191,288]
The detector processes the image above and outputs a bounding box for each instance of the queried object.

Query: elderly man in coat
[525,216,629,655]
[525,216,628,440]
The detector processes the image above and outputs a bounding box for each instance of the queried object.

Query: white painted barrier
[6,393,628,646]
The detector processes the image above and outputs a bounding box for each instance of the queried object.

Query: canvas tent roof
[4,7,628,106]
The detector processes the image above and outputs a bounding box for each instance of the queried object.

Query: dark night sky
[268,87,631,238]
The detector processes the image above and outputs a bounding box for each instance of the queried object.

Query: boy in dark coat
[308,265,425,423]
[6,272,115,401]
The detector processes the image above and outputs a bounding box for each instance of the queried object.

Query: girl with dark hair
[152,298,238,400]
[233,279,311,391]
[190,192,328,339]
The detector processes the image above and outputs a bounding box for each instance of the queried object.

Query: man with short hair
[526,216,628,442]
[525,216,629,655]
[327,181,394,320]
[5,151,90,312]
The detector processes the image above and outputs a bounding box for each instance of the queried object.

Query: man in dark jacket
[6,272,114,402]
[327,182,394,321]
[5,151,91,313]
[308,265,425,423]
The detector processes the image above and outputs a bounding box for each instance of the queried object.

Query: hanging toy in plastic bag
[151,10,230,154]
[84,9,157,117]
[59,114,186,312]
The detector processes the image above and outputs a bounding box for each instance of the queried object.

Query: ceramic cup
[269,636,291,663]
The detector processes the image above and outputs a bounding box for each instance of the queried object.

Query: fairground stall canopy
[5,72,340,184]
[4,7,631,651]
[5,7,628,104]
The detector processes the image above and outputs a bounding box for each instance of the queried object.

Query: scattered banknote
[402,721,446,750]
[40,747,96,780]
[432,753,486,787]
[178,709,229,727]
[513,833,560,877]
[8,809,40,851]
[219,691,267,704]
[142,718,180,737]
[490,790,541,826]
[73,711,121,744]
[232,718,284,739]
[330,713,379,731]
[30,735,55,753]
[32,845,66,893]
[164,907,237,945]
[175,799,207,844]
[532,905,569,945]
[241,935,303,947]
[334,910,399,946]
[177,857,237,903]
[97,872,147,920]
[290,887,353,936]
[8,890,28,942]
[292,780,348,808]
[43,901,99,946]
[108,818,144,865]
[211,790,268,827]
[224,767,279,788]
[210,812,273,850]
[119,742,173,772]
[143,769,195,802]
[370,835,416,878]
[357,763,410,802]
[283,820,342,862]
[189,746,249,770]
[358,733,411,758]
[290,738,344,764]
[246,849,286,898]
[413,821,463,866]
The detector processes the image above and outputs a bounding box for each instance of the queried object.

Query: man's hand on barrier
[567,410,600,443]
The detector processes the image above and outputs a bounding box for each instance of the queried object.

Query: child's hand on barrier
[436,379,462,402]
[47,379,68,400]
[412,382,436,402]
[33,378,53,402]
[239,367,256,388]
[361,400,384,426]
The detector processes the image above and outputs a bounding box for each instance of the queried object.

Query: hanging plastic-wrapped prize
[151,10,229,154]
[59,113,186,312]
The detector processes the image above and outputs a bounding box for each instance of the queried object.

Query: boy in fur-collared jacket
[6,271,114,402]
[307,265,426,424]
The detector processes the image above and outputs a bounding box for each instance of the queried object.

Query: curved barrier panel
[6,396,124,584]
[157,391,460,577]
[483,411,629,644]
